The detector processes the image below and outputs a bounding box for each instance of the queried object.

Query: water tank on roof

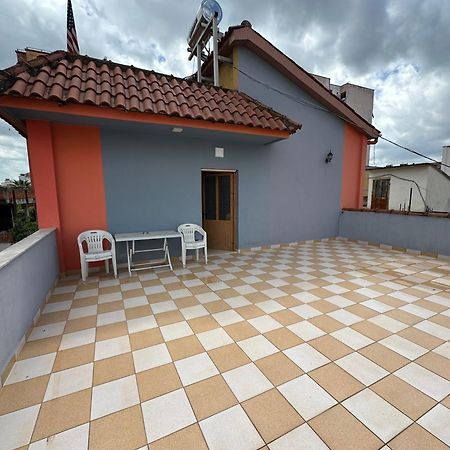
[187,0,223,48]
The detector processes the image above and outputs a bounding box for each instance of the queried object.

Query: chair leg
[105,259,109,274]
[181,242,186,268]
[112,256,117,278]
[196,249,199,261]
[204,245,208,265]
[81,259,87,282]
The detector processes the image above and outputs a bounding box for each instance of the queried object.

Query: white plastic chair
[177,223,207,268]
[77,230,117,281]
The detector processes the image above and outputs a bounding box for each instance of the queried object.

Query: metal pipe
[212,14,219,86]
[197,44,202,83]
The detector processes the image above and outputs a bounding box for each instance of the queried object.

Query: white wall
[367,165,450,212]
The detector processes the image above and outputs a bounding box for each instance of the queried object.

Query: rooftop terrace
[0,239,449,449]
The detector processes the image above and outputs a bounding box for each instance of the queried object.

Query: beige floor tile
[242,388,303,443]
[71,296,98,308]
[187,316,220,333]
[64,315,97,333]
[415,352,450,381]
[32,388,91,442]
[359,343,409,372]
[129,328,163,351]
[174,296,200,308]
[217,288,240,299]
[17,336,61,360]
[389,423,449,450]
[309,300,339,313]
[123,288,146,299]
[430,314,450,328]
[0,375,49,415]
[235,304,266,319]
[371,374,436,420]
[96,321,129,341]
[224,321,259,341]
[208,343,251,372]
[93,352,134,386]
[309,362,364,402]
[441,395,450,408]
[245,291,271,303]
[204,300,230,313]
[276,295,302,308]
[37,310,69,326]
[53,343,94,372]
[345,304,378,319]
[255,352,303,386]
[264,327,303,350]
[310,404,382,450]
[415,299,448,313]
[351,320,392,340]
[386,309,422,325]
[309,335,353,361]
[269,309,301,325]
[136,363,181,402]
[89,405,147,450]
[155,310,184,326]
[309,315,345,333]
[186,375,237,420]
[97,300,124,314]
[150,423,208,450]
[125,305,152,320]
[397,327,444,349]
[166,335,204,360]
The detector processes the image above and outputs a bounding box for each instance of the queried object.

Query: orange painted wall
[341,124,367,208]
[51,124,108,270]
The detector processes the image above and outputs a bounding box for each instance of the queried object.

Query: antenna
[187,0,223,86]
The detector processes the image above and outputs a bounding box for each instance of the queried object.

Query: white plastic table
[114,230,182,276]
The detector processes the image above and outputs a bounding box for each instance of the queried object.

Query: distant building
[366,146,450,212]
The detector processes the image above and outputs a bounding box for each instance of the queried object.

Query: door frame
[201,169,238,251]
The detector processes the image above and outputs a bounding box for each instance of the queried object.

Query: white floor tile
[29,423,89,450]
[197,328,233,351]
[331,327,373,350]
[278,374,337,420]
[68,304,97,320]
[414,320,450,340]
[369,315,408,333]
[292,292,320,303]
[175,352,219,385]
[59,328,96,351]
[379,335,427,360]
[284,343,330,372]
[433,342,450,359]
[256,300,285,314]
[196,292,220,304]
[327,309,363,325]
[222,363,272,401]
[336,352,388,386]
[288,321,325,341]
[151,300,177,314]
[144,285,166,296]
[399,304,435,319]
[0,404,40,450]
[326,295,354,308]
[180,304,209,320]
[53,284,77,294]
[417,404,450,446]
[269,423,328,450]
[238,335,279,361]
[248,315,282,333]
[94,335,131,361]
[200,405,264,450]
[354,288,383,298]
[224,296,251,308]
[97,309,126,326]
[43,300,72,314]
[98,291,122,304]
[207,281,229,291]
[44,362,93,401]
[213,310,244,326]
[262,288,286,299]
[123,296,148,309]
[5,352,56,385]
[127,315,157,334]
[91,374,139,420]
[290,305,322,319]
[395,362,450,401]
[142,388,196,443]
[120,281,142,291]
[74,289,98,299]
[160,321,193,341]
[28,321,66,341]
[132,343,172,372]
[361,299,394,313]
[235,285,258,295]
[388,291,418,303]
[343,389,412,442]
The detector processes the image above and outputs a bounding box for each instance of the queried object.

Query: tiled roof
[0,51,300,134]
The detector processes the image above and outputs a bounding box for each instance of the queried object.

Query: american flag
[67,0,79,54]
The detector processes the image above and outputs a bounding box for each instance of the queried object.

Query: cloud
[1,0,449,181]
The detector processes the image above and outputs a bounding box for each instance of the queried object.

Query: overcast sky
[1,0,449,181]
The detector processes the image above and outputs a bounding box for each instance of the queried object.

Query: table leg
[126,241,131,276]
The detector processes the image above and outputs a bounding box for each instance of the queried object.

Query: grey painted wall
[339,211,450,256]
[0,229,59,377]
[101,46,346,259]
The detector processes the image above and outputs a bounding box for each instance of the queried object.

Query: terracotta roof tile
[0,51,300,134]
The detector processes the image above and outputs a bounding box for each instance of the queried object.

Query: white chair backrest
[177,224,205,243]
[78,230,113,254]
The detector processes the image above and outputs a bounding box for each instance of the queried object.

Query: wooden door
[202,171,236,251]
[371,179,390,209]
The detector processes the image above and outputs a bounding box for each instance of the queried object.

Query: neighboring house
[0,21,379,272]
[367,146,450,212]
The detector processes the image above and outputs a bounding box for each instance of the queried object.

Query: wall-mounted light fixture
[325,150,334,163]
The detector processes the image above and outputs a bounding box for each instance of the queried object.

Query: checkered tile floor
[1,240,450,450]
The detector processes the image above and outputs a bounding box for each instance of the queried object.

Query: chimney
[16,47,51,63]
[442,145,450,177]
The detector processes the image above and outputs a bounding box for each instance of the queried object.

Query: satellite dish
[200,0,223,24]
